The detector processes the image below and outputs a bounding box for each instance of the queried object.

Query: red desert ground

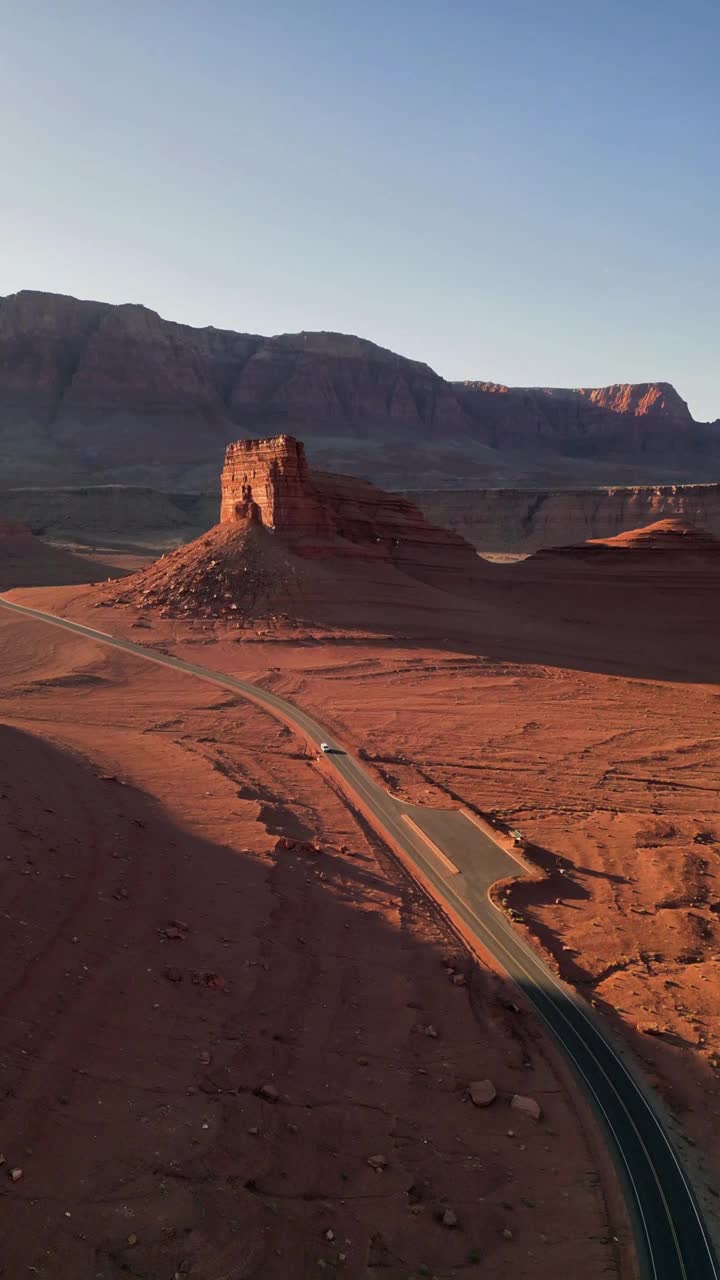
[1,431,720,1280]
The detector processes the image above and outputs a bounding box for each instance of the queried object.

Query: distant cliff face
[0,289,718,491]
[451,379,698,457]
[578,383,691,420]
[0,290,469,489]
[409,484,720,554]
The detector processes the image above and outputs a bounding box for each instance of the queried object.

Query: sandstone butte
[100,434,484,622]
[1,288,719,490]
[96,435,720,633]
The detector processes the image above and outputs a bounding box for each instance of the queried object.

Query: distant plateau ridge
[1,289,718,492]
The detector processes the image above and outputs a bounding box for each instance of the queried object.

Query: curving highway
[0,595,717,1280]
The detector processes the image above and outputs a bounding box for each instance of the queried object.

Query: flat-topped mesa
[220,435,328,534]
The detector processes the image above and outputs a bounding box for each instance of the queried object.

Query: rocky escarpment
[577,383,690,419]
[408,483,720,555]
[1,289,718,491]
[451,379,707,461]
[0,291,468,490]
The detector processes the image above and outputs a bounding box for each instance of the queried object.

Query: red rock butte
[220,435,328,534]
[98,434,484,624]
[218,433,480,573]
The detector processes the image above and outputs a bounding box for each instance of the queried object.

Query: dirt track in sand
[0,605,619,1280]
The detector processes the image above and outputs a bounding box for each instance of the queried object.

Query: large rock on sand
[511,1093,542,1120]
[468,1079,497,1107]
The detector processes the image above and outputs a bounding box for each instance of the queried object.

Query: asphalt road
[0,595,717,1280]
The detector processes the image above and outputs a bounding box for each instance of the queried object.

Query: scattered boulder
[511,1094,542,1120]
[638,1021,667,1037]
[440,1208,458,1228]
[367,1154,388,1172]
[274,836,322,856]
[468,1079,496,1107]
[160,920,189,941]
[258,1083,279,1102]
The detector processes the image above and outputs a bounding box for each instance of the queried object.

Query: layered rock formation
[451,379,702,460]
[219,434,481,584]
[409,483,720,555]
[6,476,720,559]
[100,435,483,624]
[515,520,720,600]
[220,435,329,535]
[536,519,720,566]
[584,518,720,553]
[577,384,690,419]
[1,289,718,491]
[0,291,468,490]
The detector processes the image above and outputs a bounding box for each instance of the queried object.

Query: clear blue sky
[1,0,718,418]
